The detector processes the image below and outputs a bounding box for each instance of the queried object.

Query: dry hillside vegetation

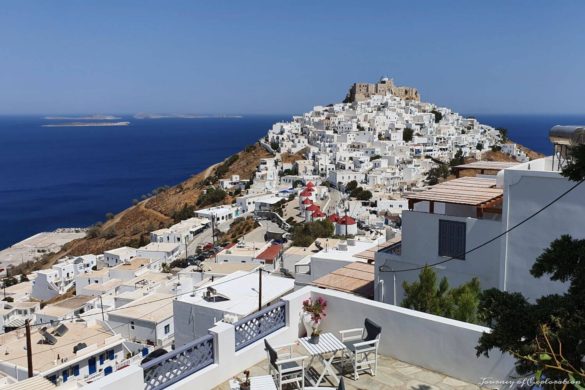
[42,143,272,267]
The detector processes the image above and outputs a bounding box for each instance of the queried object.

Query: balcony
[90,287,514,390]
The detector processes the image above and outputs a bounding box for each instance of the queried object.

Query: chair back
[363,318,382,342]
[264,339,278,368]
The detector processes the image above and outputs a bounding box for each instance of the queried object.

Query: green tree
[402,266,482,324]
[431,109,443,123]
[291,220,334,247]
[496,127,508,142]
[345,180,358,193]
[476,148,585,383]
[356,190,373,201]
[476,142,484,151]
[449,149,465,168]
[403,128,414,142]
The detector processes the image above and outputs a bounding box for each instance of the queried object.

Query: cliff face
[47,143,273,264]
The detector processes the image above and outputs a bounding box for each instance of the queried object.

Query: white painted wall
[376,210,501,305]
[500,164,585,301]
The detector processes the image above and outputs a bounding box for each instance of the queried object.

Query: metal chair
[339,318,381,380]
[265,339,307,389]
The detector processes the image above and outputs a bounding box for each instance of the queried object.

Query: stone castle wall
[344,78,419,102]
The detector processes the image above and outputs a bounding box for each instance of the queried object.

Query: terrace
[92,287,515,390]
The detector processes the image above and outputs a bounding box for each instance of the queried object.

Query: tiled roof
[256,244,282,263]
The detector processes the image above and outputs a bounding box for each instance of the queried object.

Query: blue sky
[1,1,584,115]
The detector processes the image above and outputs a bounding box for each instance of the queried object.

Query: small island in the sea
[44,115,122,120]
[42,121,130,127]
[134,113,243,119]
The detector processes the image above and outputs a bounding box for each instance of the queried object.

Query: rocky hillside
[45,143,273,266]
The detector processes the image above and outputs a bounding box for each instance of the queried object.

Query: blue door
[142,347,149,357]
[99,353,105,365]
[104,366,113,376]
[88,357,97,374]
[72,365,80,376]
[62,370,69,383]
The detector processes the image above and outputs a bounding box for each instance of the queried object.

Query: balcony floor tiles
[214,350,487,390]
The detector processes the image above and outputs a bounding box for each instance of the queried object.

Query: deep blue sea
[0,115,288,249]
[1,113,584,250]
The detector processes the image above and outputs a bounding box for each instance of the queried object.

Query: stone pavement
[215,351,489,390]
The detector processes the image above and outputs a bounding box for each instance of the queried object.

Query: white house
[34,296,96,325]
[136,243,180,267]
[150,217,209,244]
[0,301,39,334]
[0,321,134,386]
[31,255,97,301]
[103,247,137,267]
[195,206,239,223]
[375,155,585,305]
[107,293,174,348]
[173,271,294,343]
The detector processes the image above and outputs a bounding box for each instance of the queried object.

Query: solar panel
[54,324,69,337]
[39,328,57,345]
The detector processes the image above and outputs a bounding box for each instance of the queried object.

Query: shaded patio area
[214,345,487,390]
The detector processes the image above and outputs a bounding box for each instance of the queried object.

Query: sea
[0,115,288,250]
[1,113,584,250]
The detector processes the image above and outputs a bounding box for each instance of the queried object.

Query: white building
[31,255,97,301]
[195,205,239,223]
[103,247,137,267]
[173,271,294,343]
[150,217,209,244]
[0,321,134,386]
[107,293,174,348]
[0,301,39,334]
[375,156,585,305]
[136,243,180,267]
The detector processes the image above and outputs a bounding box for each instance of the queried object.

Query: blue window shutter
[108,349,115,360]
[438,220,466,259]
[99,354,105,365]
[73,365,80,376]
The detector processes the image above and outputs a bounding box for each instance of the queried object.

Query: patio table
[298,332,346,387]
[250,375,277,390]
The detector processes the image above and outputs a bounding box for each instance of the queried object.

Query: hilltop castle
[344,77,420,103]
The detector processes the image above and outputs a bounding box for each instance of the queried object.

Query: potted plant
[302,297,327,343]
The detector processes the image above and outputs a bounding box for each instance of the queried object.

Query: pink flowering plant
[302,297,327,335]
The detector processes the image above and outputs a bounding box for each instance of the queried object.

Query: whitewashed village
[1,79,584,390]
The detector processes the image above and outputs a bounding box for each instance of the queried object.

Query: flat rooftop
[104,246,136,256]
[406,176,503,207]
[0,322,122,374]
[108,293,174,323]
[112,257,151,271]
[181,262,258,275]
[37,296,95,318]
[138,243,179,252]
[178,271,294,317]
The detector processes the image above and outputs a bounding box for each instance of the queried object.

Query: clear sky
[1,1,584,115]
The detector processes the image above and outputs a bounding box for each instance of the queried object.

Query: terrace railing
[142,334,214,390]
[234,300,287,351]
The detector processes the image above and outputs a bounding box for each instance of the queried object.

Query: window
[108,349,115,360]
[164,324,170,334]
[438,220,466,259]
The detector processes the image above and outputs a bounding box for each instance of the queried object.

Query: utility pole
[25,320,33,378]
[99,295,105,322]
[258,267,263,312]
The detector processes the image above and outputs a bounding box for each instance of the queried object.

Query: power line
[5,263,279,362]
[379,178,585,274]
[15,267,261,331]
